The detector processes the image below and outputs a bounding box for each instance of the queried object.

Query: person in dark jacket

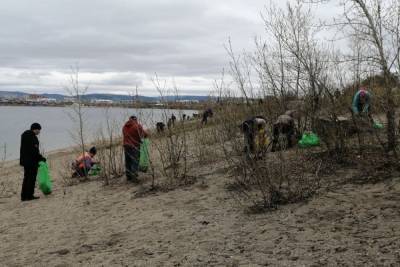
[171,114,176,126]
[122,115,148,183]
[271,110,297,152]
[201,108,213,125]
[20,123,46,201]
[156,122,165,133]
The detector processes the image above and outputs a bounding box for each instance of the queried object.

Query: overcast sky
[0,0,337,96]
[0,0,344,95]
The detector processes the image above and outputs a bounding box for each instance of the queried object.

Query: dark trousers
[124,145,140,181]
[272,123,295,151]
[21,166,38,200]
[244,131,255,153]
[72,165,92,178]
[202,114,208,125]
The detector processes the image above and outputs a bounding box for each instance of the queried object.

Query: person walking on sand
[122,115,148,183]
[20,123,46,201]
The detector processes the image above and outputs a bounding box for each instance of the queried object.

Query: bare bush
[231,151,321,212]
[58,153,80,188]
[95,108,125,185]
[215,0,400,212]
[213,102,321,211]
[305,0,400,153]
[339,0,400,152]
[150,75,195,188]
[213,2,331,211]
[193,126,220,165]
[65,66,89,179]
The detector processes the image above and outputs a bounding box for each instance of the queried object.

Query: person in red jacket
[72,147,97,178]
[122,115,148,183]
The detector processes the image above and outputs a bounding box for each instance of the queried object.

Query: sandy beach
[3,0,400,265]
[1,139,400,266]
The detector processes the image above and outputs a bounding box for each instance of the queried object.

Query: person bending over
[72,146,97,177]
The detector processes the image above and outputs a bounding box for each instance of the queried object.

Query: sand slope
[1,154,400,266]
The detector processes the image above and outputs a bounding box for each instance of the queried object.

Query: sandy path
[1,152,400,266]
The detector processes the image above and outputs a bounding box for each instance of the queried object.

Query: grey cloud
[0,0,268,94]
[99,73,144,86]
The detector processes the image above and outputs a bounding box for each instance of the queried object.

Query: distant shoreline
[0,102,203,110]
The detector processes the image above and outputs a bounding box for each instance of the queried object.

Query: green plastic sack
[373,122,384,129]
[38,161,52,195]
[298,132,320,148]
[88,164,101,176]
[139,138,150,172]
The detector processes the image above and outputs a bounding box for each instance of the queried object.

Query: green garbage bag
[373,122,384,129]
[88,164,101,176]
[38,161,52,195]
[139,138,150,172]
[298,132,320,148]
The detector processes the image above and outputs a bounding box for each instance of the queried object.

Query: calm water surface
[0,106,195,160]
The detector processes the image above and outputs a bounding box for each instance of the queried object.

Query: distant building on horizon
[176,99,200,104]
[91,99,114,104]
[64,96,77,103]
[24,94,57,103]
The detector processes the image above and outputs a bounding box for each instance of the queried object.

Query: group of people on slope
[19,115,148,201]
[241,87,372,156]
[156,113,178,133]
[155,109,213,134]
[241,110,298,157]
[19,88,371,201]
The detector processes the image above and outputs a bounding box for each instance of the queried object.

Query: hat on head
[130,115,137,120]
[30,123,42,130]
[89,146,97,155]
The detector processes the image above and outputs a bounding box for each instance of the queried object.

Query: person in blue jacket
[352,88,371,115]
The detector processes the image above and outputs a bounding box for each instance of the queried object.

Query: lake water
[0,106,196,160]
